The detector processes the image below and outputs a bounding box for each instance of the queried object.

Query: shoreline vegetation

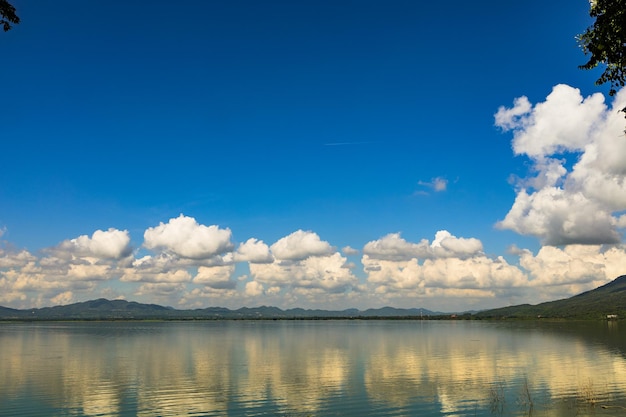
[1,274,625,322]
[0,315,617,322]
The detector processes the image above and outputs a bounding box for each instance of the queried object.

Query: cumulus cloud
[249,252,357,294]
[121,268,192,284]
[56,228,132,259]
[0,227,138,307]
[0,249,36,268]
[1,212,623,310]
[51,291,74,306]
[358,230,606,310]
[363,233,430,261]
[143,214,234,259]
[495,85,626,245]
[362,247,556,312]
[0,256,107,308]
[342,246,359,256]
[270,230,334,261]
[235,238,273,263]
[495,84,606,157]
[497,188,621,245]
[363,253,525,295]
[494,96,532,130]
[519,244,626,288]
[131,253,181,273]
[363,231,483,262]
[67,263,112,281]
[431,230,483,258]
[245,280,264,297]
[135,282,187,298]
[193,265,236,289]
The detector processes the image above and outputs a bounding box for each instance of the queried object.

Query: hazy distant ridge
[2,275,625,320]
[0,299,441,320]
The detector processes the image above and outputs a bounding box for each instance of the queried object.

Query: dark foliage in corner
[578,0,626,115]
[0,0,19,32]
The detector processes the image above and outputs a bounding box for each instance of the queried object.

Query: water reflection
[237,332,348,415]
[1,321,626,416]
[361,322,626,415]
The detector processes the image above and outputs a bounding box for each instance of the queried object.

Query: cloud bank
[0,85,625,311]
[495,84,626,245]
[0,214,624,311]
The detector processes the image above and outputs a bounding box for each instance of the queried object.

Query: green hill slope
[477,275,626,319]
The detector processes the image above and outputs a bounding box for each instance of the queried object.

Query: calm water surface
[2,320,626,416]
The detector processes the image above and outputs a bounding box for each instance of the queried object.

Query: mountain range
[1,274,625,320]
[0,298,440,320]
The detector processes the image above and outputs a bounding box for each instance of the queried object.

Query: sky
[1,0,625,312]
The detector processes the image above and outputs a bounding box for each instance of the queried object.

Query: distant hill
[5,275,624,321]
[477,275,626,319]
[0,298,441,320]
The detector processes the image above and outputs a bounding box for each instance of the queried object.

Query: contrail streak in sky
[323,141,374,146]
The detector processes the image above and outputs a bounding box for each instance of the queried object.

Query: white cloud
[143,214,233,259]
[183,286,239,304]
[67,263,112,281]
[418,177,448,193]
[420,256,527,290]
[235,238,273,263]
[132,253,181,273]
[0,257,106,308]
[135,282,187,299]
[0,215,623,311]
[0,249,36,268]
[433,177,448,191]
[342,246,359,256]
[51,291,74,306]
[496,84,606,157]
[363,233,430,261]
[364,231,483,262]
[121,254,198,284]
[497,188,620,245]
[494,96,532,130]
[431,230,483,258]
[245,280,264,296]
[496,85,626,245]
[363,254,526,294]
[193,265,236,289]
[0,227,139,308]
[270,230,334,261]
[519,244,626,289]
[121,268,192,284]
[250,252,357,294]
[57,228,131,259]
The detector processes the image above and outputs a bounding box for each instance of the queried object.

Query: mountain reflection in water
[1,320,626,416]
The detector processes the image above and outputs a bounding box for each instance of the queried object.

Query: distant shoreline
[0,315,609,323]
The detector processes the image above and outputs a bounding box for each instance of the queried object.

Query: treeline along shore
[1,275,626,321]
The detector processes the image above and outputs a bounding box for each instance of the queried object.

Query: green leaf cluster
[0,0,19,32]
[578,0,626,99]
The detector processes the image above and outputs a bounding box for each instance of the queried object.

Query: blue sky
[1,0,625,311]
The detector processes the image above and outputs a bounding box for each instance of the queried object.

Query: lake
[1,320,626,416]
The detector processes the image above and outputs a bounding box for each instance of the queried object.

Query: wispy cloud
[416,177,448,195]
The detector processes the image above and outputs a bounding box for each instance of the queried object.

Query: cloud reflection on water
[1,321,626,416]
